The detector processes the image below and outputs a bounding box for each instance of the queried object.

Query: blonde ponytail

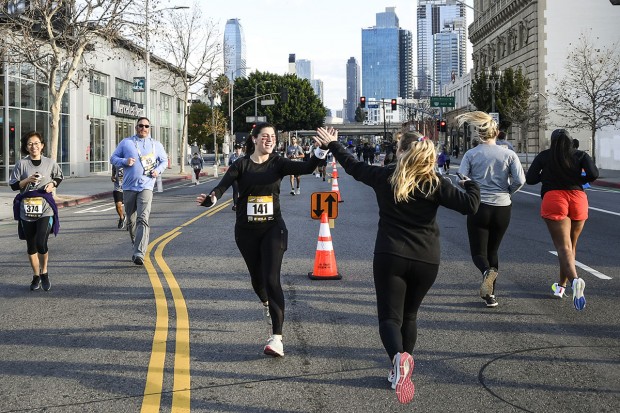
[389,132,440,202]
[455,111,498,142]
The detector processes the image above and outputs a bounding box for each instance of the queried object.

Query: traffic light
[360,96,366,108]
[436,120,441,131]
[440,120,447,132]
[280,87,288,103]
[391,99,397,111]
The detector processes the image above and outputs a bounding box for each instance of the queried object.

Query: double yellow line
[140,200,232,412]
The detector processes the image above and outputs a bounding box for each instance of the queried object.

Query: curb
[592,179,620,189]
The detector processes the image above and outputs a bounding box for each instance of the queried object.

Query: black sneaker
[30,275,41,291]
[118,216,125,229]
[132,256,144,265]
[40,273,51,291]
[290,189,295,196]
[483,295,498,308]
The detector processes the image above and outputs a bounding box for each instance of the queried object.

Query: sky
[170,0,474,113]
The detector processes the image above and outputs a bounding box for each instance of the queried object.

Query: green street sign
[430,96,455,107]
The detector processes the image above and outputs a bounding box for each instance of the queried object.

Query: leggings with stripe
[21,217,53,255]
[373,253,439,361]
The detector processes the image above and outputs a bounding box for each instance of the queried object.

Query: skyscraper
[417,0,466,96]
[345,57,360,123]
[362,7,413,100]
[296,59,313,81]
[223,18,247,80]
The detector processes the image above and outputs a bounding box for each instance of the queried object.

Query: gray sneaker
[480,268,498,298]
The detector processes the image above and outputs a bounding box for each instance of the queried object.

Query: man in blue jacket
[110,117,168,265]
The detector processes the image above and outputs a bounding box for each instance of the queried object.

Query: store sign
[111,98,145,118]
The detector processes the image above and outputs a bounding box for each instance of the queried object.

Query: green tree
[551,32,620,164]
[469,70,491,113]
[188,102,226,151]
[220,71,327,133]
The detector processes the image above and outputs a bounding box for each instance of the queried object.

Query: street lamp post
[485,67,502,113]
[254,80,272,123]
[228,67,250,140]
[144,0,189,119]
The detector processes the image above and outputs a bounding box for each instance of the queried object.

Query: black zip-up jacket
[525,149,598,198]
[328,141,480,265]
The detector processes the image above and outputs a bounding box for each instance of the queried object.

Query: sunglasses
[137,124,150,129]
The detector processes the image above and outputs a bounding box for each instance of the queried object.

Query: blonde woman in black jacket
[315,128,480,404]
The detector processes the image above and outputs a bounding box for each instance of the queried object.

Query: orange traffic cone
[308,213,341,280]
[331,174,343,202]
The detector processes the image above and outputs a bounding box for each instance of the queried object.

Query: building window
[115,78,133,101]
[89,71,108,96]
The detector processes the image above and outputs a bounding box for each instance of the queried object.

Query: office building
[362,7,413,100]
[345,57,360,123]
[223,18,247,80]
[417,0,466,96]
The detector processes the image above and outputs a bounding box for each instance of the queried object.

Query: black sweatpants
[466,203,512,276]
[235,221,288,335]
[373,253,439,361]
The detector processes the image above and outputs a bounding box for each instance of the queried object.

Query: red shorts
[541,190,588,221]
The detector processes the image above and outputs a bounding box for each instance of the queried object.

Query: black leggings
[21,217,53,255]
[235,222,288,335]
[466,203,512,275]
[373,253,439,361]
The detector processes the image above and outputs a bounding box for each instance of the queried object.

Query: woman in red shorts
[526,129,598,310]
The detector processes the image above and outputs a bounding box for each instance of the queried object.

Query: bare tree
[155,3,221,173]
[1,0,132,162]
[551,32,620,164]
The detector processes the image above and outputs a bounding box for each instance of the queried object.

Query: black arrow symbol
[313,193,324,217]
[325,194,337,217]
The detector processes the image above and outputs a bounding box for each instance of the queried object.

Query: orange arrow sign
[310,191,339,220]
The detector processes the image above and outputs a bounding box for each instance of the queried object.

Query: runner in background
[228,144,244,211]
[286,137,305,195]
[111,165,125,229]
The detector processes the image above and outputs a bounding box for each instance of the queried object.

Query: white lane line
[518,190,620,216]
[549,251,612,280]
[74,205,107,214]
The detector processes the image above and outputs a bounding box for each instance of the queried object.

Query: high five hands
[314,127,338,148]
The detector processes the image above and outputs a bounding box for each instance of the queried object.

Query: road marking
[140,198,232,412]
[519,190,620,216]
[549,251,612,280]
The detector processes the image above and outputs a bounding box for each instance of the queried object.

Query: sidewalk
[0,165,228,223]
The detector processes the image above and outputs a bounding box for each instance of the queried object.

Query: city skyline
[180,0,473,112]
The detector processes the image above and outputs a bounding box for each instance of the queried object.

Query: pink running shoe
[394,352,415,404]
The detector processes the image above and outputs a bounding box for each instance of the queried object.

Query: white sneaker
[551,283,566,298]
[295,188,300,195]
[315,173,320,178]
[264,334,284,357]
[262,302,272,325]
[388,367,396,389]
[290,189,295,195]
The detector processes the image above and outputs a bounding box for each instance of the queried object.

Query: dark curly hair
[20,131,44,155]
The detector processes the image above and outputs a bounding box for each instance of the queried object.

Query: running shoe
[262,302,272,326]
[290,189,295,196]
[30,275,41,291]
[263,335,284,357]
[483,294,498,308]
[295,188,301,195]
[480,268,498,298]
[388,368,396,389]
[572,278,586,311]
[132,256,144,266]
[394,352,415,404]
[231,204,236,211]
[40,273,51,291]
[551,283,566,298]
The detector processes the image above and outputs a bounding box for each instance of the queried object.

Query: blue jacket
[110,135,168,191]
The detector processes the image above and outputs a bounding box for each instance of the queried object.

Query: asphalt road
[0,168,618,412]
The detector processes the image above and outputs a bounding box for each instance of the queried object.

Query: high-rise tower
[417,0,466,96]
[362,7,413,100]
[345,57,360,123]
[223,18,247,80]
